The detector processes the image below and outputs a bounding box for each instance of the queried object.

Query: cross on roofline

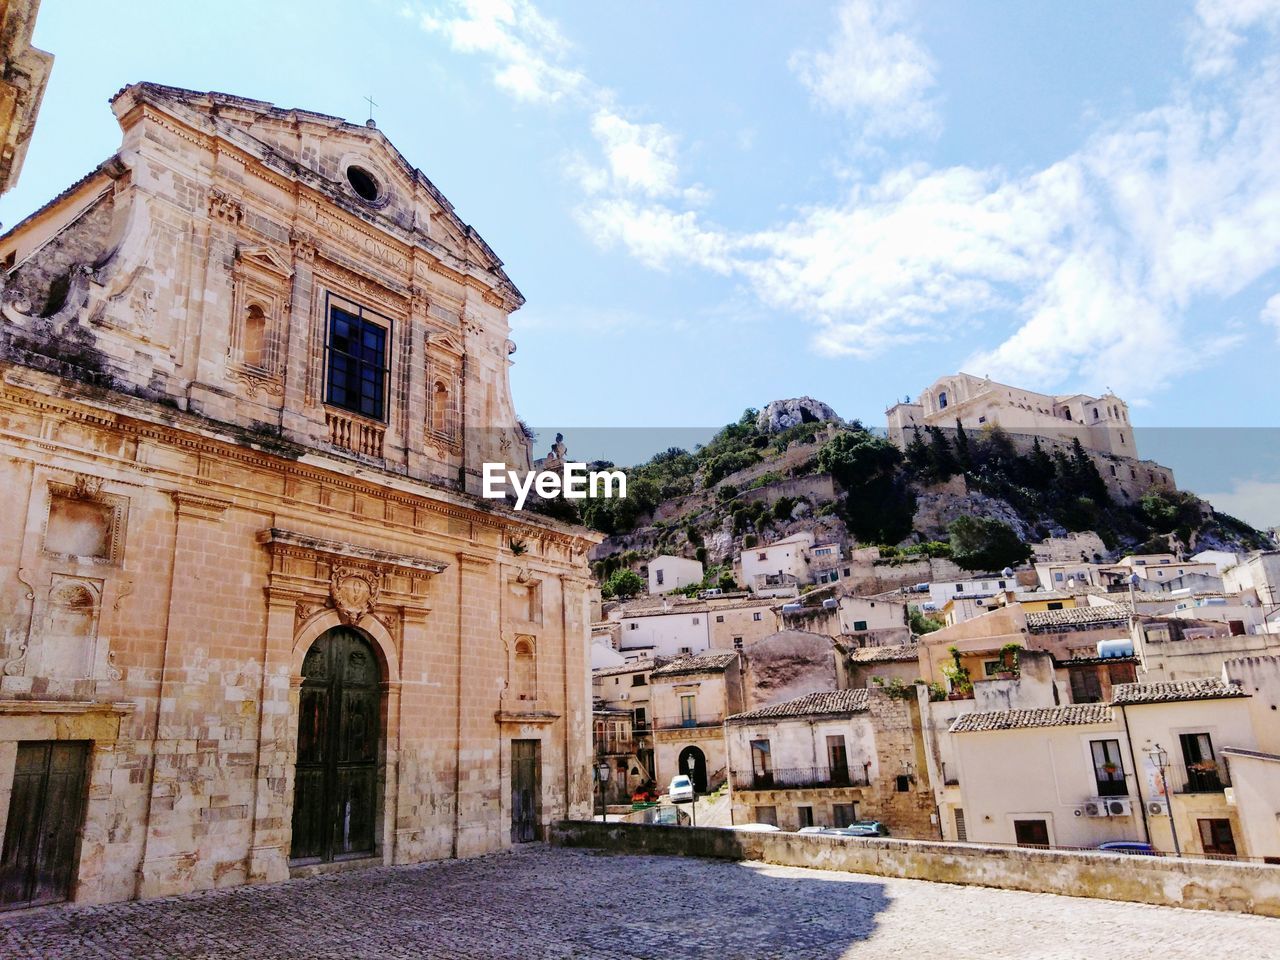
[364,95,378,122]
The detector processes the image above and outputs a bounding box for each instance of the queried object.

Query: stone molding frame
[247,528,448,884]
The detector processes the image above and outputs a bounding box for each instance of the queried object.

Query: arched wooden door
[291,626,381,863]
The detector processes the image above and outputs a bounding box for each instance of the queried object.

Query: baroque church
[0,83,598,908]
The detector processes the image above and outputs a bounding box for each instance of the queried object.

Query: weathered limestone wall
[0,378,596,904]
[551,821,1280,917]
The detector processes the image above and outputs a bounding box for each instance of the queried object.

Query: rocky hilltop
[547,401,1272,586]
[756,397,840,433]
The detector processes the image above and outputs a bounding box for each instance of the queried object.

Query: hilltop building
[885,373,1176,497]
[0,84,598,909]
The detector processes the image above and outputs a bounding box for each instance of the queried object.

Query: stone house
[739,531,815,595]
[943,666,1280,860]
[591,657,657,791]
[616,604,710,658]
[724,688,935,837]
[646,554,703,595]
[648,652,742,793]
[0,84,599,909]
[706,597,781,651]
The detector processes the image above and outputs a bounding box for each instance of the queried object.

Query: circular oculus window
[346,165,381,203]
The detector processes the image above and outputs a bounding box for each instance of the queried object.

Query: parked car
[732,823,782,833]
[667,775,694,803]
[1097,841,1158,856]
[846,820,891,837]
[821,821,891,838]
[797,826,829,834]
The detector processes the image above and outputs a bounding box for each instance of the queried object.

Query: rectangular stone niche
[44,484,127,563]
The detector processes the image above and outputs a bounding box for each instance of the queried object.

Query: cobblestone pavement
[2,845,1277,960]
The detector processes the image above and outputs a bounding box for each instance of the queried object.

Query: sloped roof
[649,651,739,680]
[592,658,663,679]
[1111,678,1246,706]
[727,688,870,724]
[846,644,920,664]
[1025,603,1130,631]
[950,704,1114,733]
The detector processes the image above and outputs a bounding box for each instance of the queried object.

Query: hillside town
[2,0,1280,954]
[589,381,1280,861]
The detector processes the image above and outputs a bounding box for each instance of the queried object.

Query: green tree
[909,605,944,635]
[925,426,958,482]
[602,568,644,599]
[904,426,929,474]
[948,516,1030,572]
[953,418,971,470]
[818,431,915,543]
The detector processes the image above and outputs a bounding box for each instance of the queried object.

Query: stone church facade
[0,83,598,908]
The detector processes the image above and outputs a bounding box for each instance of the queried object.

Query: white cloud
[412,0,586,103]
[1263,292,1280,340]
[414,0,1280,401]
[587,109,681,198]
[1187,0,1280,77]
[789,0,938,139]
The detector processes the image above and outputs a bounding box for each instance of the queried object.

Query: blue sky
[5,1,1280,525]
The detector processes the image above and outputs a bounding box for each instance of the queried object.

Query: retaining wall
[550,820,1280,917]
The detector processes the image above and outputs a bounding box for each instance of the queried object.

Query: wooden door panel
[333,766,376,857]
[511,739,541,844]
[1,741,89,910]
[292,627,381,864]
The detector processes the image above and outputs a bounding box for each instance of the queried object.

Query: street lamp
[596,761,611,823]
[1144,742,1181,856]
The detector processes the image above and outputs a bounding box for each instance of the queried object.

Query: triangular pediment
[428,332,465,358]
[236,245,292,278]
[112,83,524,307]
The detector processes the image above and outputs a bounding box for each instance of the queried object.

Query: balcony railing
[1174,758,1231,794]
[652,715,724,731]
[325,408,386,458]
[730,766,869,791]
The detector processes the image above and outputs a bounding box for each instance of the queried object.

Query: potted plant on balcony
[992,642,1022,680]
[942,647,972,699]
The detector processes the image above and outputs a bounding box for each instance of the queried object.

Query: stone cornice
[0,372,601,550]
[170,491,232,521]
[494,709,561,726]
[257,528,449,576]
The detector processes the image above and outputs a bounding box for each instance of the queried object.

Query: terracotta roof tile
[950,703,1114,733]
[1111,677,1246,705]
[846,644,921,664]
[727,688,870,723]
[1025,603,1130,631]
[649,652,739,679]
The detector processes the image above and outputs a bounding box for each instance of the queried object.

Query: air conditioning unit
[1104,797,1132,817]
[1147,799,1169,816]
[617,691,629,701]
[1082,800,1109,818]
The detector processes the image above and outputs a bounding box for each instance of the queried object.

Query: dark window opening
[1090,739,1127,796]
[325,302,388,421]
[346,165,380,202]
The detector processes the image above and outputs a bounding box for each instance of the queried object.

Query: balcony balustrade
[1173,758,1230,793]
[325,408,385,458]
